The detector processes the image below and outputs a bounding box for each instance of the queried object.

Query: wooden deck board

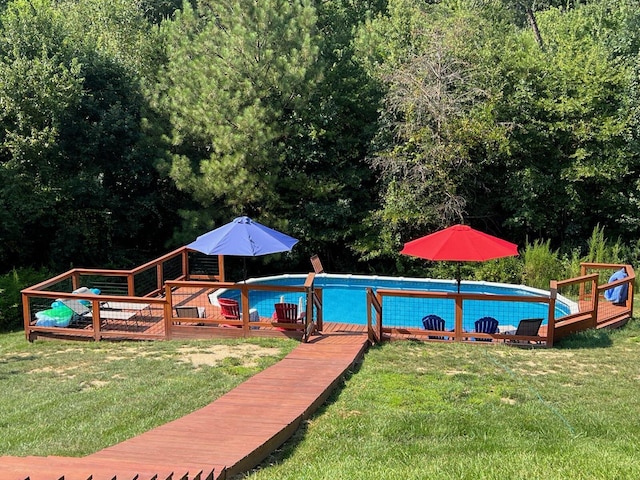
[0,330,369,480]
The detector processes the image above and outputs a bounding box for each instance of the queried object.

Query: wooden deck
[0,327,369,480]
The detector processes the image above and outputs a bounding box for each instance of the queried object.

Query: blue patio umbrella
[187,216,299,279]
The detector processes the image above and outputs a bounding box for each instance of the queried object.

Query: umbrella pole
[457,262,461,293]
[242,257,247,283]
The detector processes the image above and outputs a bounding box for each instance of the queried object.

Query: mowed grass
[3,321,640,480]
[0,332,298,457]
[244,320,640,480]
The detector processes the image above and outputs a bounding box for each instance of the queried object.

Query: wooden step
[0,455,215,480]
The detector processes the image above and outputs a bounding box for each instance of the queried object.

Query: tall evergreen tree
[156,0,321,224]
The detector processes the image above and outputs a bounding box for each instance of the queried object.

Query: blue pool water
[222,274,576,331]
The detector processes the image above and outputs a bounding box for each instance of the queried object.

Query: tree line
[1,0,639,280]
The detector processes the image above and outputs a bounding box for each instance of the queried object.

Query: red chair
[274,303,299,323]
[218,298,240,320]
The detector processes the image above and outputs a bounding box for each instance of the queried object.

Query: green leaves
[158,0,320,213]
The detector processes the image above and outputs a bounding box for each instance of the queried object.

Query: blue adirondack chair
[473,316,499,341]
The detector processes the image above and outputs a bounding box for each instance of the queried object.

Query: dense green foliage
[0,267,51,331]
[1,0,639,277]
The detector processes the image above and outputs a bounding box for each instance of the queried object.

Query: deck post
[164,285,173,340]
[591,276,599,328]
[315,288,323,331]
[22,292,31,341]
[547,282,557,347]
[454,295,463,341]
[628,264,635,313]
[218,255,225,282]
[241,283,250,336]
[91,299,102,341]
[578,264,587,302]
[304,286,313,342]
[127,273,135,297]
[71,271,81,292]
[182,249,190,280]
[156,263,163,294]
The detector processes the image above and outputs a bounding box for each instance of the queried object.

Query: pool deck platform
[0,327,369,480]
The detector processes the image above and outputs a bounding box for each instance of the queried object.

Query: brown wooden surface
[0,329,369,480]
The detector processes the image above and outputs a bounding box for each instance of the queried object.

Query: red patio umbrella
[400,224,519,292]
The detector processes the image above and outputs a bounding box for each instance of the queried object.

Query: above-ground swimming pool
[218,274,577,332]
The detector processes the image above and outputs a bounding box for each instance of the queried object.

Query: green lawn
[245,320,640,479]
[2,321,640,480]
[0,332,298,456]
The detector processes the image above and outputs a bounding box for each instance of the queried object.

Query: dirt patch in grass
[177,344,282,367]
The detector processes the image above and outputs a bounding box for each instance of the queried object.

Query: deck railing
[21,247,224,341]
[366,262,635,346]
[21,253,633,345]
[367,288,554,345]
[163,276,322,342]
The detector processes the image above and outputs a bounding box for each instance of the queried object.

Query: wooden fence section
[21,260,321,343]
[367,262,635,347]
[21,254,634,346]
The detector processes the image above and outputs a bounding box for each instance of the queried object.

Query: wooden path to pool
[0,326,369,480]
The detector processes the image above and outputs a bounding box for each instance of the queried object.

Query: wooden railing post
[127,273,135,297]
[376,292,382,341]
[218,255,225,282]
[366,288,382,344]
[164,284,173,340]
[71,271,80,292]
[315,288,323,331]
[578,264,587,302]
[22,292,31,342]
[366,288,372,343]
[91,299,102,341]
[182,249,189,280]
[591,275,599,328]
[628,267,635,313]
[547,282,557,347]
[454,295,463,341]
[156,263,163,294]
[241,283,250,336]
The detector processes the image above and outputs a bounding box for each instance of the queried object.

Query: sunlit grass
[4,318,640,480]
[0,333,298,456]
[244,319,640,479]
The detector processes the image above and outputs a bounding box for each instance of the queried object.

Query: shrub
[0,268,52,332]
[522,239,564,290]
[473,256,523,284]
[585,224,623,264]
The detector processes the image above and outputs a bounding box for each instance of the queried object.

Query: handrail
[556,273,599,289]
[22,253,634,345]
[366,287,382,344]
[130,246,185,275]
[303,272,316,342]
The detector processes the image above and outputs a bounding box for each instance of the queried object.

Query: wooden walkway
[0,328,369,480]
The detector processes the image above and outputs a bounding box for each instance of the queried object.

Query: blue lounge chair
[473,316,498,341]
[422,314,448,339]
